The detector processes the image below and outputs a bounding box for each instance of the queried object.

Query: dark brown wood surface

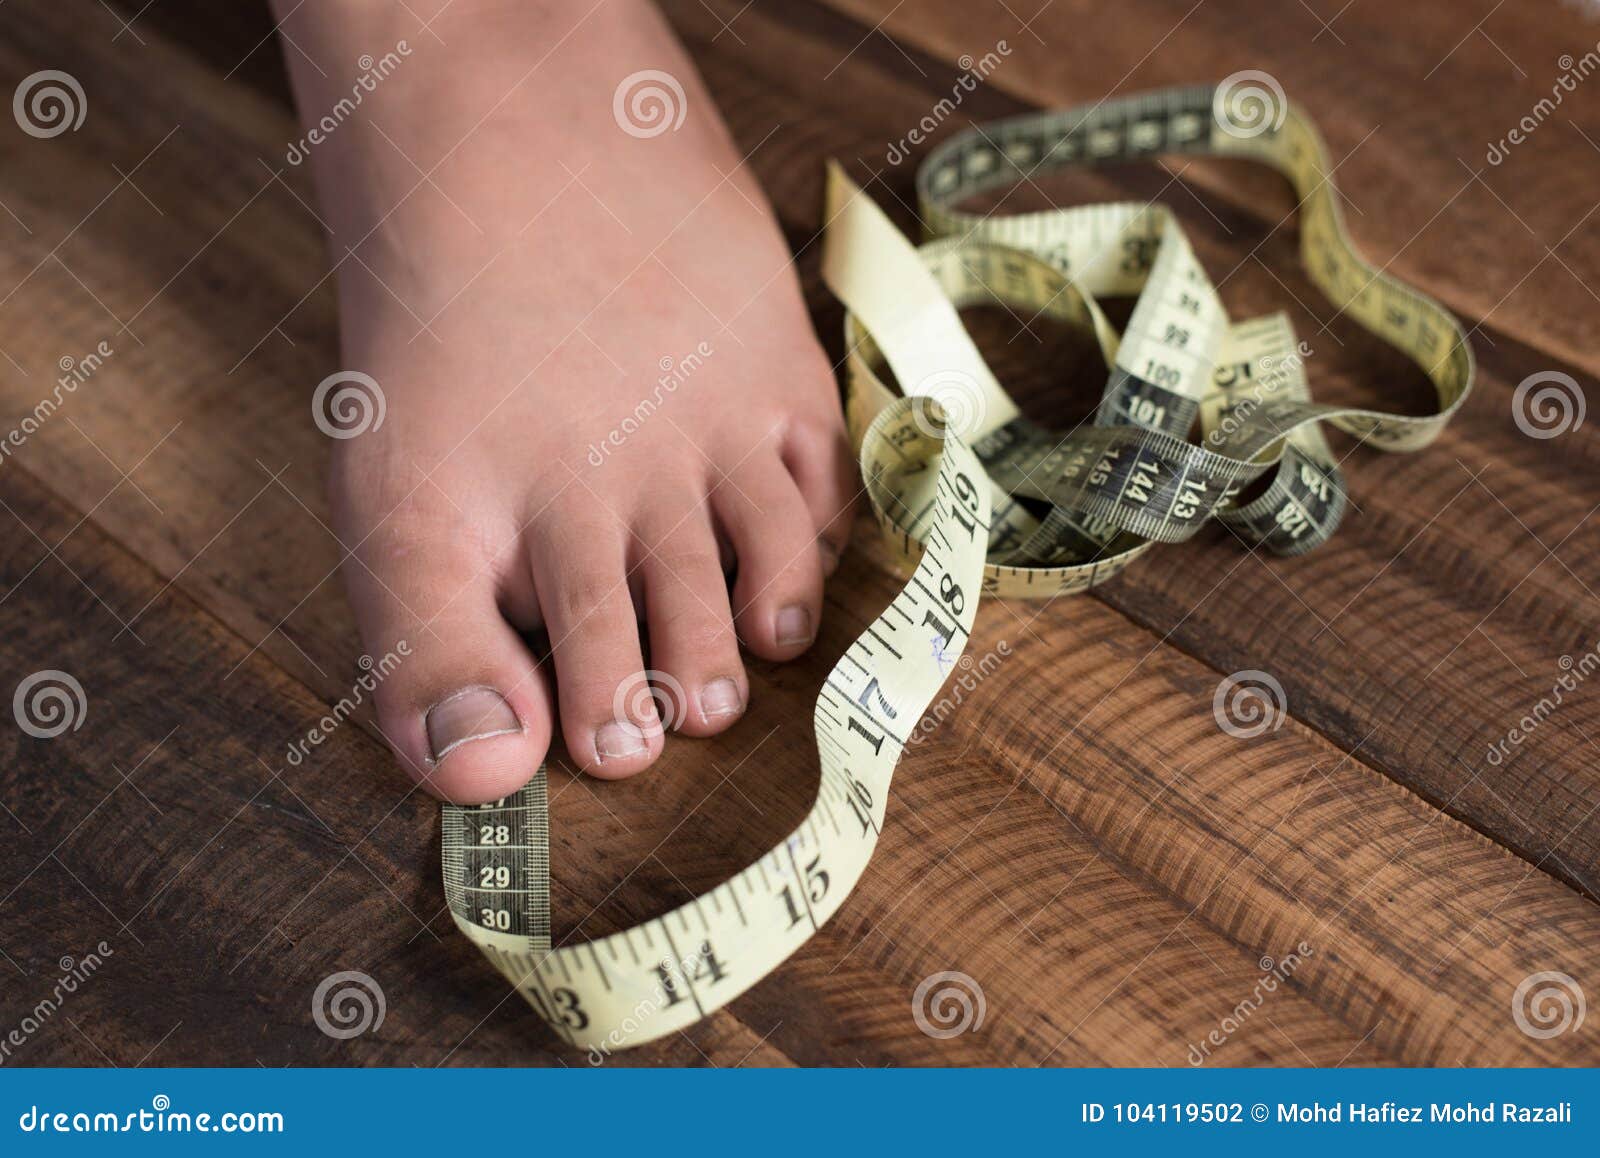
[0,0,1596,1066]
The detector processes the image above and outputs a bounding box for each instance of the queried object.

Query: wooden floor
[1,0,1597,1066]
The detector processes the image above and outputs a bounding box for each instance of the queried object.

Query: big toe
[345,533,554,804]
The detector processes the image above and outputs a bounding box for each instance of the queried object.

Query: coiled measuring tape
[440,83,1473,1052]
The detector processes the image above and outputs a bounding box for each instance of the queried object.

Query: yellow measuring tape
[440,83,1473,1053]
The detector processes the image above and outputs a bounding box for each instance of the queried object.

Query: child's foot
[276,1,854,801]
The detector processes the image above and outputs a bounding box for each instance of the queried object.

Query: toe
[343,532,554,805]
[528,513,661,778]
[782,416,857,577]
[638,501,747,737]
[714,458,825,661]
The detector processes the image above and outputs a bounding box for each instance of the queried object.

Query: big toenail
[426,687,522,761]
[819,539,840,576]
[595,721,647,762]
[700,677,743,721]
[776,605,813,647]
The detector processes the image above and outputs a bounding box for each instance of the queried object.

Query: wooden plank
[0,443,1402,1067]
[7,455,1586,1066]
[0,0,1593,1065]
[792,552,1600,1068]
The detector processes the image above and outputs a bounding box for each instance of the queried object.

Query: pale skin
[271,0,854,803]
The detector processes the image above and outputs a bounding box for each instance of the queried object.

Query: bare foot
[274,0,853,801]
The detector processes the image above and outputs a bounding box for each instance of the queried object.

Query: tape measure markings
[440,82,1473,1052]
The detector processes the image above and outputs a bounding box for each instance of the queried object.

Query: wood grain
[0,0,1594,1066]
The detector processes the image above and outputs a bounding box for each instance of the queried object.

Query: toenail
[776,605,813,647]
[700,677,743,722]
[426,687,522,761]
[819,539,840,576]
[595,720,648,762]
